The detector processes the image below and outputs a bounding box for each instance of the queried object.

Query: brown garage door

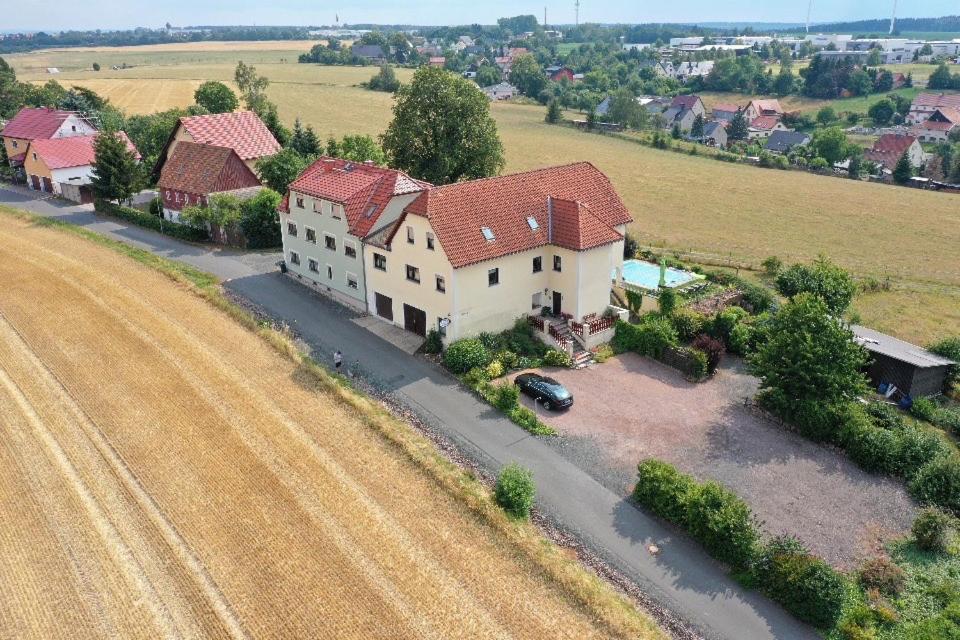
[403,304,427,337]
[30,175,41,190]
[41,177,53,193]
[374,292,393,321]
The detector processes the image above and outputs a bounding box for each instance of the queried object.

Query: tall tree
[690,113,705,139]
[91,131,141,205]
[775,255,857,315]
[810,127,848,165]
[367,65,400,92]
[381,66,504,185]
[338,135,387,165]
[193,81,238,113]
[892,151,913,184]
[255,147,310,194]
[728,108,749,141]
[508,54,546,98]
[607,88,647,129]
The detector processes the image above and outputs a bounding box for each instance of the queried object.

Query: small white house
[482,82,517,101]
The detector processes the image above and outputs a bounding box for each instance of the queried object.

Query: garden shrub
[685,481,759,568]
[894,425,951,479]
[633,459,695,524]
[613,316,679,358]
[790,399,848,443]
[94,200,209,242]
[508,405,553,435]
[837,605,877,640]
[912,506,955,553]
[485,360,505,379]
[444,338,490,374]
[929,337,960,390]
[592,344,614,363]
[841,417,898,474]
[738,282,775,314]
[688,349,709,381]
[495,463,536,519]
[866,402,905,430]
[423,329,444,354]
[707,306,748,344]
[910,456,960,515]
[727,322,753,356]
[762,256,783,276]
[691,334,724,374]
[670,308,706,342]
[495,349,519,370]
[911,397,939,422]
[858,557,906,596]
[463,367,489,387]
[542,348,572,368]
[657,288,678,316]
[491,380,520,411]
[754,542,847,628]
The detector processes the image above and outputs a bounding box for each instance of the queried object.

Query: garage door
[403,304,427,337]
[374,292,393,321]
[30,175,40,190]
[41,177,53,193]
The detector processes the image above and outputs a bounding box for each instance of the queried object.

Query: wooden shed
[853,325,955,398]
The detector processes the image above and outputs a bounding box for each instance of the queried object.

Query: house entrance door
[552,291,562,315]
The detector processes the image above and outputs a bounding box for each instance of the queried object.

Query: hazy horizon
[4,0,955,33]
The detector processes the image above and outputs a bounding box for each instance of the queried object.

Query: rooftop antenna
[805,0,813,33]
[889,0,897,34]
[575,0,580,27]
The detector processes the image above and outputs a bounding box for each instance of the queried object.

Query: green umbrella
[658,258,667,288]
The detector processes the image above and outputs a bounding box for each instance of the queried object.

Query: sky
[5,0,955,32]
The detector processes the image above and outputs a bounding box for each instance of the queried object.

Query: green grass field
[7,44,960,343]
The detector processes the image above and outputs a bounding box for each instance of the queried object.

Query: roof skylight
[481,227,495,241]
[527,216,539,230]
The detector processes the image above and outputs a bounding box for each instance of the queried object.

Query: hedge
[633,459,695,523]
[611,317,677,359]
[94,200,209,242]
[443,338,490,374]
[754,538,847,628]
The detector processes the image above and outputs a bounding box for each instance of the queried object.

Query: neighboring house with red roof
[156,141,263,223]
[747,115,790,139]
[864,134,926,172]
[156,110,280,177]
[911,108,960,143]
[670,94,706,119]
[428,56,446,68]
[711,103,741,122]
[22,132,139,201]
[744,99,784,122]
[2,107,98,172]
[907,93,960,125]
[362,162,632,342]
[278,157,430,310]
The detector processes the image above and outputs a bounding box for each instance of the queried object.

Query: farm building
[853,325,955,398]
[154,110,280,177]
[2,107,98,177]
[22,132,139,201]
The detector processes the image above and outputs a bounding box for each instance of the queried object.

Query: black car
[514,373,573,410]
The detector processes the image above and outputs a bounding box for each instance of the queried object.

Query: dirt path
[0,216,656,640]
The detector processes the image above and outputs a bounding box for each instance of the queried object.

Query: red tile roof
[749,115,780,130]
[178,111,281,161]
[914,120,955,132]
[748,99,784,115]
[28,132,139,170]
[287,157,430,238]
[871,134,917,155]
[912,93,960,110]
[933,107,960,124]
[712,103,740,113]
[1,107,91,140]
[671,95,702,110]
[401,162,631,269]
[157,141,261,197]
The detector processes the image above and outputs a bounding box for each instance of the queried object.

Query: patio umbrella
[658,259,667,288]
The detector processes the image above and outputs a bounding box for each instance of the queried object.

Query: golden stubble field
[7,44,959,341]
[0,213,662,640]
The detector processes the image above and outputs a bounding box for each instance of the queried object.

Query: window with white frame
[305,227,317,244]
[287,222,298,237]
[324,234,336,251]
[289,251,300,265]
[406,265,420,283]
[308,258,319,273]
[344,240,357,259]
[373,252,386,271]
[346,272,358,289]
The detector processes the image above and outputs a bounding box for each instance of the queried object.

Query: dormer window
[527,216,539,230]
[481,227,495,242]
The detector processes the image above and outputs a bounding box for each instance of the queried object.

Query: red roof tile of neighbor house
[912,93,960,110]
[29,133,139,170]
[933,107,960,124]
[712,103,740,113]
[671,95,701,110]
[157,141,261,197]
[178,111,281,161]
[749,99,784,115]
[915,120,955,132]
[749,115,780,130]
[871,134,917,155]
[287,157,430,237]
[401,162,631,269]
[1,107,90,140]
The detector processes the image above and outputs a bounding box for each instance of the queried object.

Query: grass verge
[0,203,664,640]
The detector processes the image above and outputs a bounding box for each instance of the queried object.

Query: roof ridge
[428,161,599,192]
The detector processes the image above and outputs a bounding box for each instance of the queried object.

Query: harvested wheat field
[0,212,662,640]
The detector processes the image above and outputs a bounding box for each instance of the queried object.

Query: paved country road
[1,183,818,640]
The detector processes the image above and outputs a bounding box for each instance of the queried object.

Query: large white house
[279,158,429,310]
[361,162,632,343]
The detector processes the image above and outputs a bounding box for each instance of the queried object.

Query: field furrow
[0,213,646,639]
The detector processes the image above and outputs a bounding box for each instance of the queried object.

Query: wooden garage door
[403,304,427,337]
[30,175,40,190]
[374,292,393,321]
[41,177,53,193]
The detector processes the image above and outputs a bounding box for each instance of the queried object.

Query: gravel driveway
[515,354,917,569]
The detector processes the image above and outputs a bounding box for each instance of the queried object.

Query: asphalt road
[2,183,818,640]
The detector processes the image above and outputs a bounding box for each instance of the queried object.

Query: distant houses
[864,134,926,172]
[701,121,727,148]
[711,103,740,122]
[2,107,98,177]
[764,131,811,155]
[747,115,789,140]
[482,82,517,101]
[22,133,140,201]
[744,99,785,122]
[351,44,388,65]
[910,107,959,143]
[906,92,960,125]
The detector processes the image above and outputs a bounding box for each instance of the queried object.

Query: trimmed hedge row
[633,459,847,628]
[94,200,209,243]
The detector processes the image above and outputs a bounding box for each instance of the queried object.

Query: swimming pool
[618,259,700,290]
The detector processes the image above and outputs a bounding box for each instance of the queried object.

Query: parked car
[514,373,573,410]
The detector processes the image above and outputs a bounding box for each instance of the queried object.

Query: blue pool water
[619,259,699,290]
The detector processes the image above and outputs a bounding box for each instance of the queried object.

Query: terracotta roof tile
[28,132,139,170]
[871,134,917,155]
[179,111,280,160]
[157,141,260,196]
[712,103,740,113]
[402,162,631,269]
[671,95,702,110]
[749,115,780,130]
[1,107,92,140]
[912,93,960,110]
[749,99,783,115]
[287,157,429,237]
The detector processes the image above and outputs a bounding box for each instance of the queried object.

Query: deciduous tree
[193,81,238,113]
[255,147,310,193]
[381,66,504,184]
[775,255,857,315]
[509,54,546,97]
